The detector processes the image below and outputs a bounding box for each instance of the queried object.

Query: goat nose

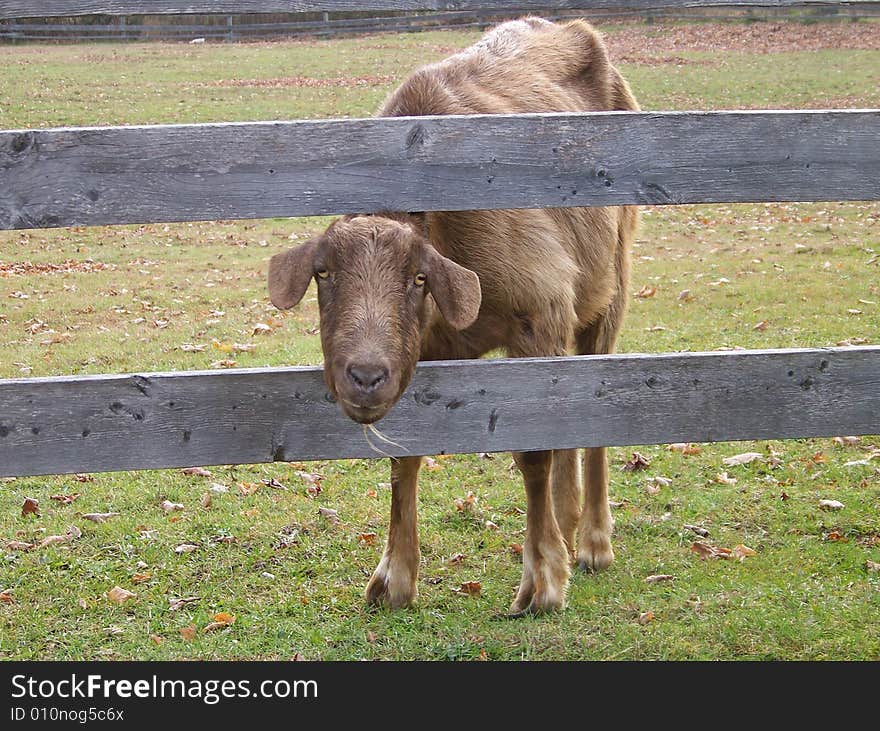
[346,363,389,393]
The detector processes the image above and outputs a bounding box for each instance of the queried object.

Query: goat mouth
[339,398,390,425]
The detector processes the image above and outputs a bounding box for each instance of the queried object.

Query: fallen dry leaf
[180,625,196,641]
[261,477,287,490]
[810,451,827,464]
[200,492,212,508]
[4,540,34,551]
[833,436,861,447]
[824,531,848,543]
[212,612,235,626]
[174,543,199,554]
[819,499,845,510]
[484,520,499,531]
[753,320,769,331]
[252,322,273,335]
[149,634,164,646]
[722,452,763,466]
[169,596,200,611]
[684,524,710,538]
[668,442,701,455]
[732,544,757,559]
[448,553,467,565]
[714,471,738,485]
[365,488,378,499]
[318,506,339,525]
[357,532,377,546]
[622,451,651,471]
[209,483,229,494]
[210,359,237,368]
[0,590,14,604]
[107,586,136,605]
[237,482,260,496]
[866,560,880,573]
[160,500,184,513]
[38,525,81,548]
[454,581,482,597]
[644,574,675,584]
[241,507,260,518]
[50,493,81,505]
[677,289,694,302]
[635,285,656,298]
[423,457,443,471]
[690,541,732,560]
[81,512,120,523]
[454,491,478,512]
[181,467,212,477]
[21,497,40,518]
[366,630,377,644]
[638,610,655,625]
[509,543,523,556]
[132,572,152,583]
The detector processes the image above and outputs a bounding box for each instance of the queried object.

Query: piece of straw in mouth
[362,423,404,456]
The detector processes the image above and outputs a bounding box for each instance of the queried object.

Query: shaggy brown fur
[268,17,639,615]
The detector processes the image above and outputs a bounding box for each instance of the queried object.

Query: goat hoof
[577,533,614,573]
[508,588,565,617]
[365,562,417,609]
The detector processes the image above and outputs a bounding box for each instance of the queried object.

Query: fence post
[227,15,234,43]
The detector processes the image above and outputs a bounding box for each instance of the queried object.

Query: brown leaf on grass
[448,552,466,565]
[107,586,136,604]
[237,482,260,496]
[293,470,323,493]
[865,560,880,573]
[81,512,120,523]
[823,531,849,543]
[684,524,710,538]
[454,491,478,512]
[200,492,212,508]
[690,541,732,560]
[622,452,651,471]
[169,596,200,611]
[366,630,377,644]
[21,497,40,518]
[365,489,378,499]
[73,474,94,483]
[753,320,769,331]
[210,359,237,368]
[241,507,260,518]
[180,625,196,641]
[645,574,675,584]
[212,611,235,626]
[819,499,845,511]
[810,451,827,464]
[261,477,287,490]
[132,572,152,583]
[252,322,273,335]
[509,543,523,556]
[0,590,14,604]
[357,532,377,546]
[160,500,184,513]
[423,457,442,471]
[50,493,81,505]
[38,526,81,548]
[181,467,212,477]
[677,289,694,302]
[833,436,861,447]
[149,634,164,646]
[635,285,656,298]
[714,471,738,486]
[668,442,702,455]
[179,343,206,352]
[318,507,339,525]
[453,581,482,597]
[722,452,763,466]
[638,610,655,625]
[4,540,34,551]
[484,520,499,531]
[732,544,757,559]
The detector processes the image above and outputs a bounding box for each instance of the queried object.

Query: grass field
[1,20,879,661]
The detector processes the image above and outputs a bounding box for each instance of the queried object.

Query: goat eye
[414,272,427,286]
[316,269,329,279]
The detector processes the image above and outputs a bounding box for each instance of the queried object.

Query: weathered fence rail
[2,347,879,477]
[0,1,875,19]
[3,109,879,230]
[1,0,878,480]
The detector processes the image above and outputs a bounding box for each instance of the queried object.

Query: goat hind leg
[551,448,581,557]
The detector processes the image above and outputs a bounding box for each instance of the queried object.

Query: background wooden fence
[1,0,878,478]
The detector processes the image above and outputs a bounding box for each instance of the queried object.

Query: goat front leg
[509,450,571,616]
[365,455,422,609]
[577,447,614,572]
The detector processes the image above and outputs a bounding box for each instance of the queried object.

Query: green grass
[1,24,879,660]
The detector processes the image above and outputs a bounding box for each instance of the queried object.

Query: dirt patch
[213,74,395,89]
[603,21,880,63]
[0,260,112,276]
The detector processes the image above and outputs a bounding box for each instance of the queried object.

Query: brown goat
[268,17,639,615]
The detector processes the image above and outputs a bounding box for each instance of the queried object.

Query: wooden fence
[1,0,879,478]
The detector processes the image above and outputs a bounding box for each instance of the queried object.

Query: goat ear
[268,237,321,310]
[422,245,481,330]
